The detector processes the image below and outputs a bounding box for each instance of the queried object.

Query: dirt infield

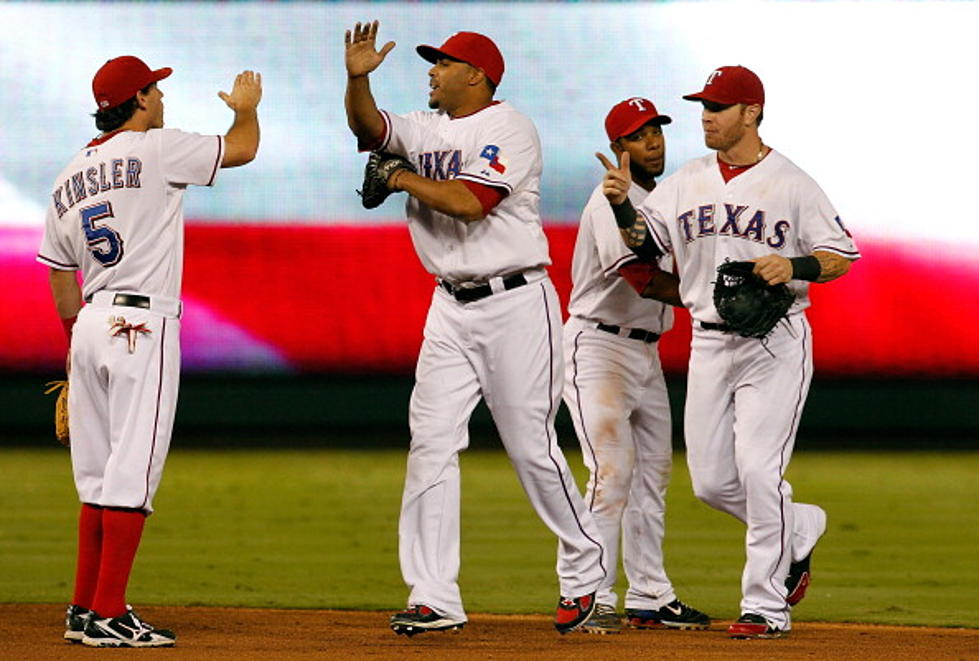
[3,604,976,661]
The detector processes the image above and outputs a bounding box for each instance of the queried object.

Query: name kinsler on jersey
[52,153,143,219]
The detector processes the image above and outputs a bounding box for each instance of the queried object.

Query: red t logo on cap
[705,70,723,86]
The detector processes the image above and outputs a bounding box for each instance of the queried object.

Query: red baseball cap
[683,65,764,106]
[92,56,172,110]
[605,97,672,141]
[416,32,505,86]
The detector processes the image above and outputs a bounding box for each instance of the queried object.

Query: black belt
[440,273,528,303]
[700,321,731,332]
[85,293,151,309]
[596,322,660,344]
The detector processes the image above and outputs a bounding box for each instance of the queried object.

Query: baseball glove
[44,380,70,446]
[358,151,416,209]
[713,261,794,339]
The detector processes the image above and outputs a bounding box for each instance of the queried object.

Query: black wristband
[611,199,637,229]
[789,255,821,281]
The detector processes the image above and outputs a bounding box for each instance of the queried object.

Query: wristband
[611,200,637,229]
[789,255,821,281]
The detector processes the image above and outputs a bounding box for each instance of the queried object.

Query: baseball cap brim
[614,114,672,140]
[149,67,174,84]
[415,43,502,85]
[682,90,737,104]
[416,45,449,65]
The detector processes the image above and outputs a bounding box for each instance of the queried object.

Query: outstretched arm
[219,70,263,168]
[345,20,396,145]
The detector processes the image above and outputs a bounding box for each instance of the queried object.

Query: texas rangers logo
[479,144,507,174]
[628,98,649,112]
[705,69,724,86]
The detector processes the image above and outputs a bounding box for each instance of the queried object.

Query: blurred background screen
[3,1,977,376]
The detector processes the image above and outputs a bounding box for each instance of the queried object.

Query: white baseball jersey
[568,181,674,333]
[377,102,606,620]
[562,180,680,612]
[37,129,224,298]
[377,103,550,283]
[638,150,860,322]
[636,148,854,630]
[37,128,222,511]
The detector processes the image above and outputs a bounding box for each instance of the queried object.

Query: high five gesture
[345,21,396,78]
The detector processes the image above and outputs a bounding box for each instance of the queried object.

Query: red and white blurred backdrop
[5,223,977,377]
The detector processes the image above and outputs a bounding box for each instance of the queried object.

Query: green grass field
[1,447,976,628]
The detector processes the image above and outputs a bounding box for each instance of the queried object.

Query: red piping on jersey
[86,129,128,148]
[37,253,79,269]
[450,100,501,120]
[358,111,390,153]
[140,317,167,511]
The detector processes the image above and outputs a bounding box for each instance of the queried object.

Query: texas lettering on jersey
[416,150,462,180]
[677,203,790,250]
[414,145,508,181]
[52,157,143,218]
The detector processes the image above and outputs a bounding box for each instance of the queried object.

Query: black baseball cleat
[786,504,827,606]
[580,603,621,634]
[64,604,92,643]
[389,605,465,636]
[81,608,176,647]
[785,552,813,605]
[625,599,710,630]
[554,591,596,634]
[727,612,785,639]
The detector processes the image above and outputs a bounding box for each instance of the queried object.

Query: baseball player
[344,21,605,635]
[37,56,261,647]
[562,97,710,634]
[597,66,859,639]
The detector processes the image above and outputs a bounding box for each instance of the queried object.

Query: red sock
[91,508,146,618]
[71,504,103,609]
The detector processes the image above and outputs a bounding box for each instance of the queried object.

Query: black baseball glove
[712,260,795,339]
[358,151,416,209]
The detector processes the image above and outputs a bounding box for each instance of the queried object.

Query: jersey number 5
[80,201,124,267]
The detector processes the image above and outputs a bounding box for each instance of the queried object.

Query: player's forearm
[222,108,260,168]
[642,271,684,307]
[392,172,485,222]
[812,250,852,283]
[345,75,385,144]
[49,269,82,320]
[611,199,663,262]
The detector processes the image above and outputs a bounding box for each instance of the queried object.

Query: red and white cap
[683,65,764,106]
[92,56,172,110]
[605,97,672,141]
[416,32,504,86]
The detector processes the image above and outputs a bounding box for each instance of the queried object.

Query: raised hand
[218,71,263,111]
[596,150,631,205]
[345,20,396,78]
